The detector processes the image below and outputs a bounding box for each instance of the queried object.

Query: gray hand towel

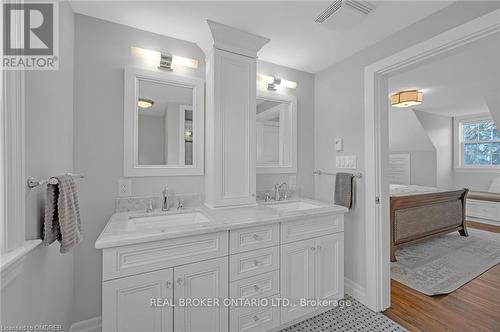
[43,175,82,253]
[334,173,354,209]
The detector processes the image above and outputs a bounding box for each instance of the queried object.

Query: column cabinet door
[314,233,344,301]
[173,257,229,332]
[280,238,316,324]
[102,268,174,332]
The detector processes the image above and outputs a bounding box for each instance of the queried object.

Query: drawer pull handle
[317,245,322,251]
[253,234,261,241]
[166,281,172,289]
[177,278,184,286]
[253,316,260,322]
[310,247,316,251]
[253,260,261,266]
[254,285,260,292]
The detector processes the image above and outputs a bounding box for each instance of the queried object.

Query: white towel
[43,175,82,253]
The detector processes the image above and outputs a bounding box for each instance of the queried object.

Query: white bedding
[390,184,448,197]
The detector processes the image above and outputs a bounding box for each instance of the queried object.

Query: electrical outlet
[118,179,132,197]
[289,175,297,188]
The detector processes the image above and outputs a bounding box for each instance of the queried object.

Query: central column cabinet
[204,20,270,208]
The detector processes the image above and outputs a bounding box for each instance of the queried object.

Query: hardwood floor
[384,221,500,332]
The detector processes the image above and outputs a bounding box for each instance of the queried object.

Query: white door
[280,239,316,323]
[174,257,229,332]
[314,233,344,301]
[102,268,174,332]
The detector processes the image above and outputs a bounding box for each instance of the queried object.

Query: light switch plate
[118,179,132,197]
[335,138,343,152]
[336,155,357,169]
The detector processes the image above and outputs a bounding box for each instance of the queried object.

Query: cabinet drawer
[103,232,228,280]
[230,270,279,300]
[281,214,343,244]
[230,246,279,281]
[467,200,500,221]
[230,295,281,332]
[230,224,279,254]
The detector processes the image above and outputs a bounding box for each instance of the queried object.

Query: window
[456,116,500,169]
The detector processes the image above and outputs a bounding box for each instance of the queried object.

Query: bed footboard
[390,188,468,262]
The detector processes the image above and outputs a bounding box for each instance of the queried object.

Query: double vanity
[96,20,349,332]
[96,199,347,332]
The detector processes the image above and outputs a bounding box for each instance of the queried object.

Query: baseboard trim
[345,277,367,304]
[69,316,102,332]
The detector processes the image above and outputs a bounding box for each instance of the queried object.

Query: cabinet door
[280,239,315,324]
[315,233,344,301]
[174,257,228,332]
[102,268,173,332]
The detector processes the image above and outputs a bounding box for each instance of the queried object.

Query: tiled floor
[280,296,406,332]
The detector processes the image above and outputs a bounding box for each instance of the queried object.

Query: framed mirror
[256,90,297,174]
[124,67,204,176]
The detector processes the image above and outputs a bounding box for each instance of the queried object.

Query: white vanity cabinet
[280,228,344,324]
[103,268,174,332]
[100,211,345,332]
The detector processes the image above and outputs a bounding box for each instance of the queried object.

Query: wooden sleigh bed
[390,184,469,262]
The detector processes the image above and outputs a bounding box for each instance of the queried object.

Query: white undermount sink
[128,211,209,232]
[264,201,323,213]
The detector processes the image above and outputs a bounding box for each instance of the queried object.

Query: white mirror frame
[124,67,204,176]
[256,89,297,174]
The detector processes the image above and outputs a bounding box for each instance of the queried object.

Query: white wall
[256,61,315,197]
[415,111,454,189]
[72,15,206,323]
[314,1,500,293]
[389,109,437,186]
[1,2,75,330]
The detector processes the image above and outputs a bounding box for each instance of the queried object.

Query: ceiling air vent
[314,0,375,31]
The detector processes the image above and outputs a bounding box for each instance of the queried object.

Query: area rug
[391,228,500,296]
[279,295,407,332]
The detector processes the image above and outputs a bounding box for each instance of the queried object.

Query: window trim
[453,113,500,171]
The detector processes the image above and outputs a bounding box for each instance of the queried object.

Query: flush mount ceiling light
[131,47,198,71]
[137,98,154,109]
[257,74,297,91]
[391,90,423,108]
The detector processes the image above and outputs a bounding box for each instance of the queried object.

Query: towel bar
[313,170,362,178]
[27,173,85,189]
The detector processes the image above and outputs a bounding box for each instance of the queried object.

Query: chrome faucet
[274,182,289,201]
[177,199,184,210]
[264,192,272,202]
[274,184,281,201]
[281,182,289,200]
[162,186,170,211]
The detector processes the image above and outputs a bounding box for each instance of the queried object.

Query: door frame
[363,8,500,311]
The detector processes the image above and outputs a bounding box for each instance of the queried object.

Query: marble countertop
[95,198,348,249]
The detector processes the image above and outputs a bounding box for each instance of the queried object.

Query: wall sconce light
[137,98,154,109]
[131,47,199,71]
[257,74,297,91]
[391,89,423,108]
